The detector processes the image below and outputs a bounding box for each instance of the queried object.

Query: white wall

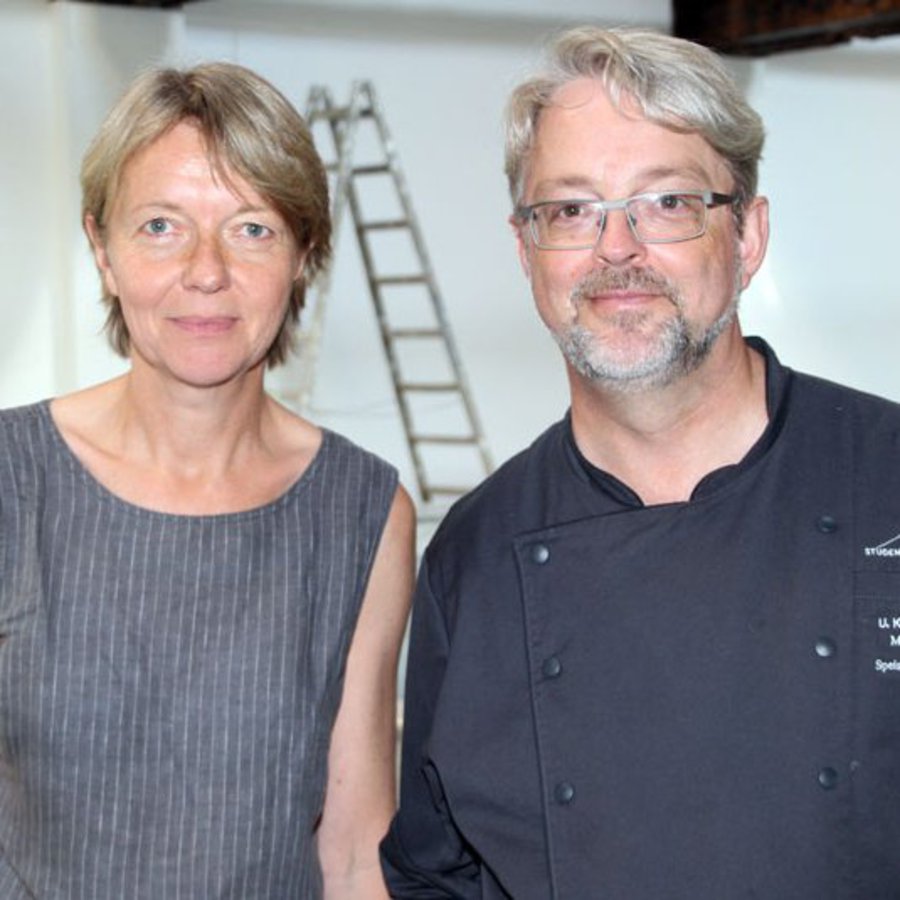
[1,1,65,406]
[3,1,899,506]
[741,36,900,399]
[1,0,184,407]
[58,3,186,393]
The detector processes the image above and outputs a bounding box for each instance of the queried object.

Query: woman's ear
[293,241,312,283]
[84,214,119,298]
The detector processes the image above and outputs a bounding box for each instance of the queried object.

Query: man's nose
[592,208,645,266]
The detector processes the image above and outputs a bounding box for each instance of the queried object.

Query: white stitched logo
[864,532,900,557]
[873,608,900,675]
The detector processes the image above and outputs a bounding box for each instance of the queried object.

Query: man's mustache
[571,267,679,305]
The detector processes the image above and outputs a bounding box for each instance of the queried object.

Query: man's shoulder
[789,367,900,426]
[784,368,900,482]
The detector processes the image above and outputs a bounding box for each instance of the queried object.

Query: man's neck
[568,334,768,505]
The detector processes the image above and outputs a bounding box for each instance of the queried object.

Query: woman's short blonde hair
[81,61,331,367]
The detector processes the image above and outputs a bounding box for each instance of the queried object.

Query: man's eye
[560,203,588,219]
[548,202,590,223]
[658,194,684,210]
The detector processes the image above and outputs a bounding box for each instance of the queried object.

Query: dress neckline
[37,398,331,522]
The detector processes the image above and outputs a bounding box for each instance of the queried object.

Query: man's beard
[553,265,741,393]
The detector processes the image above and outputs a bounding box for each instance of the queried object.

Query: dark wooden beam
[59,0,206,7]
[673,0,900,56]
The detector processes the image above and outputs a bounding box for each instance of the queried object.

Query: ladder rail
[299,79,493,506]
[346,174,433,501]
[294,85,368,410]
[360,83,494,479]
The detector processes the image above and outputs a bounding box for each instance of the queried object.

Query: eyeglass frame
[515,190,738,250]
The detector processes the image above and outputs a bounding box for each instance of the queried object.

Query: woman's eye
[143,217,171,235]
[241,222,272,239]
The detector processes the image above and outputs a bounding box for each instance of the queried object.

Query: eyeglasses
[517,190,737,249]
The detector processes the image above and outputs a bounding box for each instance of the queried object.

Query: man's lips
[580,289,664,306]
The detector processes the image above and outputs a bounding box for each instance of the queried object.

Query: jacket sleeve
[379,553,483,897]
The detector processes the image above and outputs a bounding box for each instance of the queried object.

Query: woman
[0,63,413,898]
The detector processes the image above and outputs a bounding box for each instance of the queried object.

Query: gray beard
[553,264,741,393]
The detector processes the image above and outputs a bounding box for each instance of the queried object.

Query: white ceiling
[251,0,669,21]
[194,0,672,34]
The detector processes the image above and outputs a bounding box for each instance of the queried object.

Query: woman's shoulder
[0,399,53,450]
[0,399,50,424]
[0,401,57,505]
[266,400,398,505]
[312,428,399,508]
[318,428,397,475]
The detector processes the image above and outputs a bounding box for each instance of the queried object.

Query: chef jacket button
[814,637,837,658]
[554,781,575,805]
[816,515,838,534]
[817,767,839,790]
[542,656,562,678]
[532,544,550,565]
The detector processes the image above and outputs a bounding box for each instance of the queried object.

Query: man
[381,26,900,899]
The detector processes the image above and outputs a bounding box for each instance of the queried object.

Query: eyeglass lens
[531,193,711,248]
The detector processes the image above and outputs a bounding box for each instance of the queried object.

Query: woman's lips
[169,316,238,334]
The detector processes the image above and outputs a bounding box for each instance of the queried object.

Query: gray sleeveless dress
[0,401,398,898]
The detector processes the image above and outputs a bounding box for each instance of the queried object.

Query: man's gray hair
[505,27,764,214]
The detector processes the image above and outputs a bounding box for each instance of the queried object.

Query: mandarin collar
[564,336,793,508]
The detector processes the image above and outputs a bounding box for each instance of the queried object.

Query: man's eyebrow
[637,164,715,184]
[529,176,600,198]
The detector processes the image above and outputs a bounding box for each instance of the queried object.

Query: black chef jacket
[381,338,900,899]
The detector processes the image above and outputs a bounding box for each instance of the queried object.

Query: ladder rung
[387,328,442,338]
[375,275,427,286]
[353,164,391,175]
[399,382,460,392]
[425,485,471,496]
[313,105,374,121]
[325,163,388,176]
[412,434,477,445]
[360,218,410,230]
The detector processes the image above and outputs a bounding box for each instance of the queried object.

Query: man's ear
[84,214,119,298]
[510,214,532,281]
[737,195,769,291]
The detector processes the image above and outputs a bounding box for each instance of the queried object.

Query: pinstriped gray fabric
[0,401,398,899]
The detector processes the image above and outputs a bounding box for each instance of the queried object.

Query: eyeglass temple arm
[706,191,737,208]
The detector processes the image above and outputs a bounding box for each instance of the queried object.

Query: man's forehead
[530,78,728,187]
[544,77,644,124]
